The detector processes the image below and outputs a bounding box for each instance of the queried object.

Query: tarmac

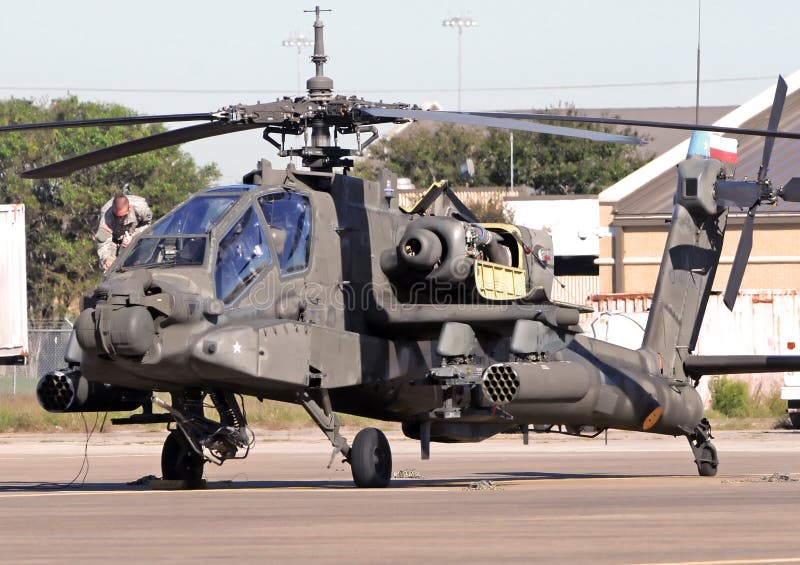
[0,427,799,564]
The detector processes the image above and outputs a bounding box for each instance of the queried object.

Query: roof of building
[578,106,733,157]
[600,71,800,216]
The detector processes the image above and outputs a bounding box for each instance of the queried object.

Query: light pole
[282,33,314,96]
[442,15,478,111]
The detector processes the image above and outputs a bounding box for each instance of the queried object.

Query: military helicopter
[8,6,800,488]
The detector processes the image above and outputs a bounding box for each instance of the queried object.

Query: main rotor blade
[723,210,755,311]
[21,121,263,179]
[361,108,645,144]
[758,75,787,183]
[466,108,800,141]
[0,113,217,133]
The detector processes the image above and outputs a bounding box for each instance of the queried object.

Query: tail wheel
[161,431,204,482]
[694,441,719,477]
[350,427,392,488]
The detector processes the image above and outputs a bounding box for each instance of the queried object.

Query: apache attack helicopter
[7,6,800,487]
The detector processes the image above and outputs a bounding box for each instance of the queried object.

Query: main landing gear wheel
[161,431,204,482]
[350,427,392,488]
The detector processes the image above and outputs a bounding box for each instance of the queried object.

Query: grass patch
[0,395,123,432]
[240,397,385,430]
[3,384,788,434]
[0,394,390,433]
[706,376,787,429]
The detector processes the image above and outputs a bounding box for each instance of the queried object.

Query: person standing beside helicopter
[95,194,152,271]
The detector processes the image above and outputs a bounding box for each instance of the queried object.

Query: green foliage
[711,377,749,417]
[355,123,488,187]
[0,96,220,318]
[355,106,651,194]
[0,394,390,433]
[470,198,513,223]
[709,377,786,420]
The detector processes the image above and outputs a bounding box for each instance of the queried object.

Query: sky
[0,0,798,184]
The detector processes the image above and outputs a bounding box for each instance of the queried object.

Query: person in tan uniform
[95,194,152,271]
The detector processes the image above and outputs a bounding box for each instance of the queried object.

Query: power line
[0,75,776,97]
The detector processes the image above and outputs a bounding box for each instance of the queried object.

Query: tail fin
[641,155,728,381]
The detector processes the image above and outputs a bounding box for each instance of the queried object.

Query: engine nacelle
[381,215,555,302]
[36,369,151,413]
[381,216,474,284]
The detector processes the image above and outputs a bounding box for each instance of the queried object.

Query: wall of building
[602,220,800,294]
[583,290,800,403]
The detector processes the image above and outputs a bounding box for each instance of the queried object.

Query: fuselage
[68,165,705,439]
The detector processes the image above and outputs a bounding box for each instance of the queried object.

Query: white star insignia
[233,341,242,354]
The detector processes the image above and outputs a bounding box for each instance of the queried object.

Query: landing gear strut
[686,418,718,477]
[156,388,252,484]
[298,390,393,488]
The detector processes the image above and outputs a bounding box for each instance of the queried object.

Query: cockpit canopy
[119,185,313,305]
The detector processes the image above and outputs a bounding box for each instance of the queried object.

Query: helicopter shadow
[0,471,674,493]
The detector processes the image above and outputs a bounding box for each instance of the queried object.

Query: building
[598,71,800,294]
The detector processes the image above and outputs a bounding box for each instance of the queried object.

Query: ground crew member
[96,194,152,271]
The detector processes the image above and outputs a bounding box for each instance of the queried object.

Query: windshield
[152,195,239,236]
[122,235,207,268]
[259,192,312,274]
[215,206,272,303]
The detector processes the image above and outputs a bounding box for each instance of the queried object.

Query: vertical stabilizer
[641,156,728,381]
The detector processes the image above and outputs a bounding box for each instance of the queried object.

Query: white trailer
[0,204,27,364]
[782,377,800,428]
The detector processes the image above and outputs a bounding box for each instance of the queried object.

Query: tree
[0,97,220,319]
[354,124,493,188]
[470,198,513,223]
[355,106,650,194]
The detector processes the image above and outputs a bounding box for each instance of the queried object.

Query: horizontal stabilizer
[684,355,800,377]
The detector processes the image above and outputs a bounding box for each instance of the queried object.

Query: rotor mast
[305,6,334,152]
[306,6,333,101]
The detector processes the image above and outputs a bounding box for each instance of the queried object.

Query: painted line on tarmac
[627,557,800,565]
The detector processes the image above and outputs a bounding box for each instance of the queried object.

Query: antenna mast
[695,0,701,124]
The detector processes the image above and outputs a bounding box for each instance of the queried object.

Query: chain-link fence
[0,327,72,396]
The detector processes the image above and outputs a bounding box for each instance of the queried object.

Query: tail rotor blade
[779,177,800,202]
[723,211,755,310]
[758,76,787,183]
